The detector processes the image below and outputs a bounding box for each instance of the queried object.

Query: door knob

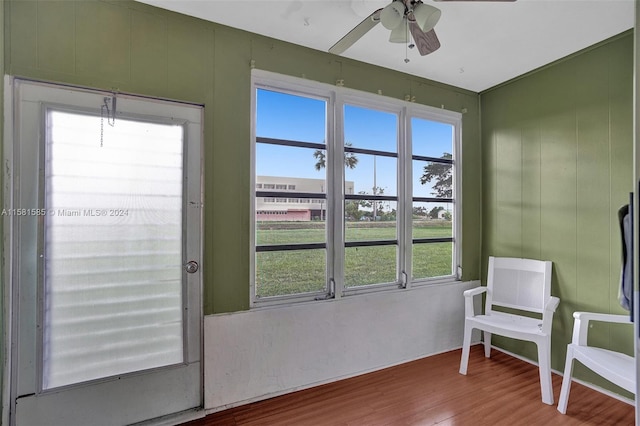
[185,261,199,274]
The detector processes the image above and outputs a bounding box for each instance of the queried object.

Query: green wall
[481,32,634,396]
[3,0,482,315]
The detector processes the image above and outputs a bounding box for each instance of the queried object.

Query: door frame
[3,76,205,425]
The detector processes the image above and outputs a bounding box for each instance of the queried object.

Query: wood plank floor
[185,346,634,425]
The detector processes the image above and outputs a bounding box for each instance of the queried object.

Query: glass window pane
[412,242,453,280]
[412,117,453,159]
[256,89,326,144]
[413,159,452,199]
[256,145,327,184]
[256,250,326,297]
[345,201,397,241]
[256,220,325,245]
[345,246,397,287]
[255,89,328,300]
[345,105,398,153]
[345,154,397,197]
[413,202,453,238]
[43,110,184,390]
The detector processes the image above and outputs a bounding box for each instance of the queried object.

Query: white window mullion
[453,120,463,279]
[400,106,412,289]
[331,93,346,299]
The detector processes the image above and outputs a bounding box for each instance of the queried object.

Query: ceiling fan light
[389,19,409,43]
[380,2,405,30]
[412,3,441,33]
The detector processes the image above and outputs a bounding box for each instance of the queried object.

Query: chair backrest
[486,256,552,314]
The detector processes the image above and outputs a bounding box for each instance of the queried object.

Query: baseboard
[490,345,635,406]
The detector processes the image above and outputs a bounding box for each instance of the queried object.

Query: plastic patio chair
[459,256,559,405]
[557,311,634,414]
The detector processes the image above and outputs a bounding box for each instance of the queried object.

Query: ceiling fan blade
[409,23,440,56]
[329,8,382,55]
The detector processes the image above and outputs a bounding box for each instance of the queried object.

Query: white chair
[459,256,559,405]
[557,312,634,414]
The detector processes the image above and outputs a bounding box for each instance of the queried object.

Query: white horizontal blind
[42,110,185,390]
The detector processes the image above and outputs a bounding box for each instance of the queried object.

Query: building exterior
[256,176,354,221]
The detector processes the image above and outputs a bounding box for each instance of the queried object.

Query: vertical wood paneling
[495,128,522,256]
[459,95,482,280]
[480,97,502,283]
[210,27,252,313]
[251,37,340,87]
[521,124,541,259]
[75,1,131,84]
[607,35,634,357]
[481,33,633,394]
[166,17,212,102]
[37,1,75,74]
[9,0,37,68]
[131,9,167,94]
[574,48,610,320]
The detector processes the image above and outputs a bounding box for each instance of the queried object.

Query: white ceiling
[137,0,634,92]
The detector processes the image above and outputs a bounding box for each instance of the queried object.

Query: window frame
[251,70,462,307]
[405,106,463,287]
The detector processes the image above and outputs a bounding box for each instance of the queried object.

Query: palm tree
[313,142,358,171]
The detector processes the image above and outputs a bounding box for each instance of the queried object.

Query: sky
[255,88,453,202]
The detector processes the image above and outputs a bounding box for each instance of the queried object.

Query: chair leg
[483,332,492,358]
[557,346,575,414]
[537,339,554,405]
[459,322,473,375]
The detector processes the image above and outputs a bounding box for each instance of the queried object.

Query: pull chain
[100,96,116,147]
[404,19,410,63]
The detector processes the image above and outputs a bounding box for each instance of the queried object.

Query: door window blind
[42,110,184,390]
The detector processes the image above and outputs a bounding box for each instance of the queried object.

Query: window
[343,104,399,288]
[252,70,461,305]
[253,87,328,300]
[411,117,455,279]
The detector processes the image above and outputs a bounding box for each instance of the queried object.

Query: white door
[7,79,203,426]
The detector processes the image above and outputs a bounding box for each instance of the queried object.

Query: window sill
[250,277,462,311]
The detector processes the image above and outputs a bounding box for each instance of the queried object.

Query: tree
[413,206,427,217]
[420,153,452,198]
[429,206,444,219]
[357,187,385,221]
[345,200,363,221]
[313,142,358,171]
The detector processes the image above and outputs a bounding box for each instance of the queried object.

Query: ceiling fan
[329,0,516,58]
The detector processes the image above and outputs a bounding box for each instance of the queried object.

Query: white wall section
[204,280,479,411]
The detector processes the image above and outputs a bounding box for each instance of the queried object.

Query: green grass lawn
[256,221,453,298]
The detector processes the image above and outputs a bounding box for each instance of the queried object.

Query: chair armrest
[573,311,630,324]
[463,287,487,298]
[540,296,560,334]
[463,286,487,317]
[545,296,560,313]
[571,311,632,346]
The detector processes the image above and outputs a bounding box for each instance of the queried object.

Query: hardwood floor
[185,346,634,425]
